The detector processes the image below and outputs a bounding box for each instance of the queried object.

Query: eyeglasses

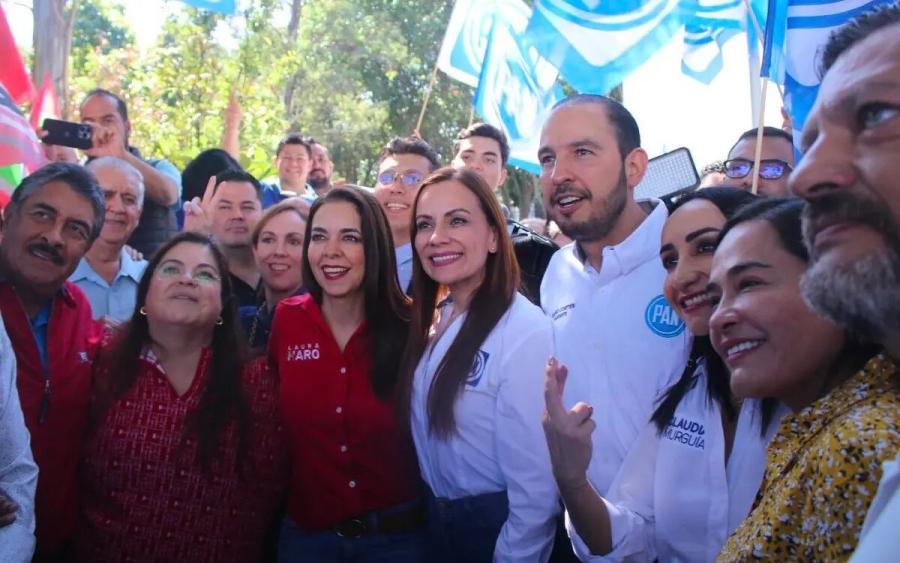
[724,159,793,180]
[377,170,424,188]
[155,264,222,285]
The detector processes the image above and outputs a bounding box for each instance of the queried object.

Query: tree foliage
[61,0,623,212]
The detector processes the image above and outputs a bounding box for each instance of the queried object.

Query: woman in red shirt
[76,232,289,562]
[269,186,424,562]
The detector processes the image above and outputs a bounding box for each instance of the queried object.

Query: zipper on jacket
[39,372,50,425]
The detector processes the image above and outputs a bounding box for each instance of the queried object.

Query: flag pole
[414,62,441,137]
[742,0,785,100]
[467,104,476,127]
[751,77,769,195]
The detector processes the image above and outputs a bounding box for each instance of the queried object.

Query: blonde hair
[250,200,308,247]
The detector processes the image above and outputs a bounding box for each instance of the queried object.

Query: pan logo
[645,295,685,338]
[467,350,491,388]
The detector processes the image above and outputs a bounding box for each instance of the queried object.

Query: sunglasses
[724,159,793,180]
[377,170,425,187]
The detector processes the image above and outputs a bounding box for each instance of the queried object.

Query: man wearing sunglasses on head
[373,136,442,291]
[723,126,796,197]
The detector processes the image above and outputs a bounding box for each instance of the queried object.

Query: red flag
[30,74,60,130]
[0,4,35,104]
[0,83,43,169]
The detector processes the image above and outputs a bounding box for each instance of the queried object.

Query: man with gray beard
[789,3,900,559]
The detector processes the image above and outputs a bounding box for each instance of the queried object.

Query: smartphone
[41,118,93,150]
[634,147,700,201]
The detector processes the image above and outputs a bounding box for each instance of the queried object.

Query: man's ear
[624,148,649,189]
[499,167,508,186]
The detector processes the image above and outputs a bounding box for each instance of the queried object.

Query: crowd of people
[2,3,900,562]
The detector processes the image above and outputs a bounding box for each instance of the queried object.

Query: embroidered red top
[76,349,289,562]
[269,293,419,531]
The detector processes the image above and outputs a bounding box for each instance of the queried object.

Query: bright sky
[4,0,782,169]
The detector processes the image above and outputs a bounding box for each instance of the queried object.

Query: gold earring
[216,317,224,325]
[139,306,147,316]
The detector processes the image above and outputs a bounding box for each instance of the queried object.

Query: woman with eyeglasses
[76,232,289,562]
[724,126,795,197]
[270,187,425,562]
[542,188,784,562]
[401,168,558,563]
[709,199,900,561]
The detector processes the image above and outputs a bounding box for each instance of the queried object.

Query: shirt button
[336,406,343,414]
[340,367,347,374]
[340,445,348,452]
[349,480,356,488]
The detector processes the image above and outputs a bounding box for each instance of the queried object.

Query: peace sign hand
[182,175,216,236]
[542,356,595,490]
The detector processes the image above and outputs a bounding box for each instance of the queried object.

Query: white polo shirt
[411,293,559,563]
[568,359,784,562]
[850,454,900,562]
[540,200,692,497]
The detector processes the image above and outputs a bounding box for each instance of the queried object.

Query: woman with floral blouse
[707,198,900,561]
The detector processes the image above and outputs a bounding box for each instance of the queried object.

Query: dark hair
[275,133,312,159]
[181,149,242,202]
[8,162,105,242]
[716,197,808,261]
[81,88,128,123]
[699,160,725,180]
[92,232,250,473]
[667,186,757,216]
[820,3,900,76]
[378,136,442,172]
[552,94,641,160]
[301,187,411,399]
[400,167,519,438]
[653,187,758,434]
[454,123,510,167]
[730,126,794,156]
[214,167,263,203]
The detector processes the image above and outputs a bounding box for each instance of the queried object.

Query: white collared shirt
[568,359,783,562]
[540,200,692,497]
[0,314,37,562]
[411,293,559,563]
[70,247,148,322]
[850,454,900,562]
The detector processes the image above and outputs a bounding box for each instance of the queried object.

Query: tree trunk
[519,174,536,218]
[283,0,303,119]
[32,0,78,117]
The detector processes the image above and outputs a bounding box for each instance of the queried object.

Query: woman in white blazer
[400,167,558,563]
[544,188,783,562]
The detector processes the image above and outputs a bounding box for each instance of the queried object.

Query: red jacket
[0,280,101,557]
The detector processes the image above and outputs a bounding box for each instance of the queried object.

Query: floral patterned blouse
[718,353,900,562]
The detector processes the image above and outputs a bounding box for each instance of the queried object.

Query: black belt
[332,501,426,539]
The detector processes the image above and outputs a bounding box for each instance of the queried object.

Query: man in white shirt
[0,314,38,563]
[788,5,900,560]
[537,94,691,557]
[372,136,441,292]
[70,157,148,323]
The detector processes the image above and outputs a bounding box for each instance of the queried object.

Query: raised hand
[91,124,127,158]
[182,175,216,237]
[542,356,595,490]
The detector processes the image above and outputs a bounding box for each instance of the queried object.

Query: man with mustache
[537,95,691,560]
[789,4,900,559]
[0,162,104,561]
[70,157,148,324]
